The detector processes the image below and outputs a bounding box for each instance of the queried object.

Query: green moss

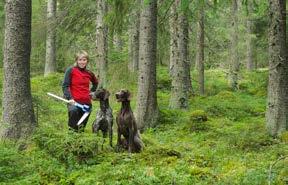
[188,166,211,177]
[190,110,208,122]
[157,67,171,91]
[240,70,268,97]
[277,162,288,185]
[158,108,185,125]
[33,126,99,165]
[280,131,288,144]
[1,65,288,185]
[188,110,210,132]
[215,90,236,99]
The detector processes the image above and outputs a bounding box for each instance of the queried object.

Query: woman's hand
[68,99,76,105]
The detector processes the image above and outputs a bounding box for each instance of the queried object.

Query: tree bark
[266,0,287,136]
[1,0,36,139]
[169,0,177,78]
[128,0,140,72]
[195,5,205,96]
[136,0,158,131]
[169,0,190,109]
[44,0,57,76]
[246,0,254,71]
[95,0,108,88]
[229,0,239,91]
[182,9,192,95]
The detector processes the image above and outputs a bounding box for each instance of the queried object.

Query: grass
[0,63,287,185]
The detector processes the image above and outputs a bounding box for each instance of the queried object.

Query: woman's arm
[90,72,98,92]
[62,67,73,100]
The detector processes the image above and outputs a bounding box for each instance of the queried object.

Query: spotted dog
[91,88,113,147]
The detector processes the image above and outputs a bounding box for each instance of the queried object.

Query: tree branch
[268,155,288,185]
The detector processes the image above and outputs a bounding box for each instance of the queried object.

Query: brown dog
[115,89,143,153]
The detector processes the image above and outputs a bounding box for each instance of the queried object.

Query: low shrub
[203,91,265,121]
[227,123,277,151]
[33,126,99,165]
[0,143,28,182]
[240,70,268,97]
[188,110,210,132]
[157,78,171,91]
[280,131,288,144]
[276,160,288,185]
[215,90,236,100]
[158,109,184,125]
[157,67,171,91]
[190,110,208,123]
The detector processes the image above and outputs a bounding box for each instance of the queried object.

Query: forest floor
[0,64,287,185]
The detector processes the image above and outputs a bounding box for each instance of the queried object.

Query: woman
[62,51,98,131]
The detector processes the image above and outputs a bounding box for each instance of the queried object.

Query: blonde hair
[75,50,89,62]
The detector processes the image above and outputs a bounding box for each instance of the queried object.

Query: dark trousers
[67,104,91,132]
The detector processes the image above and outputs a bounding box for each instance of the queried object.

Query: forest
[0,0,287,184]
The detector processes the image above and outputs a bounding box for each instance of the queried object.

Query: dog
[91,88,113,147]
[115,89,143,153]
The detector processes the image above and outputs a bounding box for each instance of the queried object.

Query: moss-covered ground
[0,64,287,185]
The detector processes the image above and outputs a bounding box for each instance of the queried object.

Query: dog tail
[133,131,144,152]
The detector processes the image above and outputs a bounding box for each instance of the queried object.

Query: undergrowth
[0,65,287,185]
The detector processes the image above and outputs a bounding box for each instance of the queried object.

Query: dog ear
[127,91,132,101]
[90,92,96,100]
[104,91,110,100]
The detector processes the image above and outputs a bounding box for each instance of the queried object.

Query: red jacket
[62,66,98,105]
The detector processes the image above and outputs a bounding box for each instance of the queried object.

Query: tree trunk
[44,0,57,76]
[254,49,258,69]
[1,0,36,139]
[182,10,192,95]
[136,0,158,131]
[266,0,287,137]
[195,5,205,96]
[246,1,254,71]
[95,0,108,88]
[229,0,239,91]
[128,1,140,72]
[169,0,189,109]
[169,1,177,77]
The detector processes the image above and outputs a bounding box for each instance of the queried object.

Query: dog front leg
[128,127,133,153]
[109,120,113,147]
[115,128,122,152]
[92,120,101,133]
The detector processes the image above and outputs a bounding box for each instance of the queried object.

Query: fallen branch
[268,155,287,185]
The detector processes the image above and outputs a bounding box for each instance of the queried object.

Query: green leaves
[106,0,132,34]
